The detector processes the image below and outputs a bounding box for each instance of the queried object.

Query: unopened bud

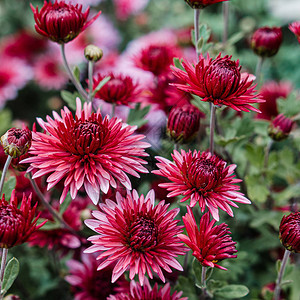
[268,114,294,141]
[84,45,103,62]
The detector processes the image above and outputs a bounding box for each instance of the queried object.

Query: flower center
[128,216,158,252]
[188,158,220,191]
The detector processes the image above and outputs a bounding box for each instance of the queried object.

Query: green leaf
[73,66,80,83]
[59,192,72,216]
[37,219,60,231]
[127,103,150,128]
[61,90,83,110]
[2,257,19,295]
[175,276,198,300]
[192,258,202,286]
[0,109,12,135]
[207,279,227,293]
[173,57,185,71]
[1,176,16,198]
[277,93,300,117]
[214,284,249,299]
[92,76,111,95]
[245,175,270,203]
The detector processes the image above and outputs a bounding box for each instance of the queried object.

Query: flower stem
[255,56,264,88]
[0,156,12,196]
[209,105,216,154]
[88,61,94,103]
[200,266,208,299]
[222,2,229,44]
[61,44,88,101]
[194,8,201,61]
[28,173,81,238]
[0,248,8,299]
[274,249,290,300]
[111,103,116,118]
[174,143,179,152]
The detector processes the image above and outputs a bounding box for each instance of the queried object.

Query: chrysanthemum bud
[289,21,300,44]
[84,45,103,62]
[167,104,202,144]
[268,114,294,141]
[279,212,300,253]
[0,127,32,158]
[250,26,282,57]
[184,0,228,9]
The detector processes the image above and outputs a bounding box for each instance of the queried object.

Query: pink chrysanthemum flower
[108,277,187,300]
[22,99,150,204]
[289,21,300,43]
[153,150,250,221]
[178,207,237,270]
[84,189,186,285]
[172,53,264,112]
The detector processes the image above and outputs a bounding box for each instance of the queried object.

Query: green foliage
[1,176,16,198]
[127,103,151,128]
[92,76,111,96]
[60,90,83,111]
[214,284,249,299]
[2,257,19,296]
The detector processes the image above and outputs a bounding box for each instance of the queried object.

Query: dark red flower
[268,114,294,141]
[172,53,264,112]
[289,21,300,43]
[93,73,140,106]
[167,104,203,144]
[0,127,32,158]
[84,190,186,285]
[65,253,128,300]
[250,26,282,57]
[134,44,180,76]
[178,207,237,270]
[153,150,250,221]
[30,1,101,44]
[107,278,187,300]
[279,212,300,253]
[0,190,46,248]
[184,0,228,9]
[257,81,292,120]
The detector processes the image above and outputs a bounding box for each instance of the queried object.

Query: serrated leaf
[92,76,110,95]
[2,257,19,295]
[245,175,269,203]
[214,284,249,299]
[59,192,72,216]
[277,93,300,118]
[175,276,198,300]
[127,103,150,128]
[73,66,80,83]
[192,258,202,286]
[207,279,227,293]
[1,176,16,198]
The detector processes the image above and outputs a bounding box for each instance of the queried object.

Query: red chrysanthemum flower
[134,44,180,76]
[172,53,264,112]
[84,190,186,285]
[22,99,150,204]
[153,150,250,221]
[30,1,101,44]
[65,253,128,300]
[107,278,187,300]
[257,81,292,120]
[0,190,46,248]
[250,26,282,57]
[93,73,140,106]
[178,207,237,270]
[184,0,228,9]
[289,21,300,44]
[279,212,300,253]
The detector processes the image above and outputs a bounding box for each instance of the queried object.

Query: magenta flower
[153,150,250,221]
[185,0,228,9]
[172,53,264,112]
[289,21,300,43]
[84,190,186,285]
[178,207,237,270]
[31,1,101,43]
[268,114,294,142]
[107,278,187,300]
[22,99,150,204]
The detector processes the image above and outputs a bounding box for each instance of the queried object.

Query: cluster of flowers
[0,0,300,299]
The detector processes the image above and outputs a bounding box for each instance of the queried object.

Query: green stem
[88,60,94,103]
[0,248,8,299]
[194,8,201,61]
[111,103,116,118]
[222,2,229,44]
[255,56,264,88]
[274,249,290,300]
[61,44,88,101]
[0,156,12,196]
[200,266,208,299]
[209,105,216,154]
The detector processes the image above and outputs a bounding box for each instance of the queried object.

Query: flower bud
[268,114,294,141]
[279,212,300,253]
[84,45,103,62]
[250,26,282,57]
[289,21,300,44]
[167,104,202,144]
[0,127,32,158]
[184,0,228,9]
